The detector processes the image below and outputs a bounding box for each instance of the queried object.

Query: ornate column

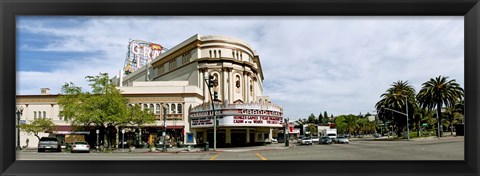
[243,71,248,103]
[222,67,227,102]
[252,76,257,102]
[229,69,234,104]
[199,68,208,103]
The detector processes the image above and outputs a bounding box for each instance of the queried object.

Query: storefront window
[155,104,160,115]
[171,104,176,114]
[177,104,182,114]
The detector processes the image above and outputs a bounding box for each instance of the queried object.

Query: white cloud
[17,16,464,120]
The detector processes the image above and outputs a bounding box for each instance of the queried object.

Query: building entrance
[231,129,247,146]
[206,129,226,148]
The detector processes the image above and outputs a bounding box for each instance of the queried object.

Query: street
[17,136,464,160]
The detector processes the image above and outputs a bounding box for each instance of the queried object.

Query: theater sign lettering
[189,104,284,128]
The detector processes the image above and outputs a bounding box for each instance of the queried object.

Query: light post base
[16,146,22,150]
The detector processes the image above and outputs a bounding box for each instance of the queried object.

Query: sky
[16,16,464,120]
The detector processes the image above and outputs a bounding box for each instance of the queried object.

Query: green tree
[335,114,358,136]
[19,118,56,141]
[375,80,416,137]
[412,105,435,136]
[306,124,318,137]
[127,104,156,146]
[308,113,317,124]
[58,73,130,148]
[442,106,463,136]
[324,111,328,122]
[416,76,464,137]
[318,113,324,124]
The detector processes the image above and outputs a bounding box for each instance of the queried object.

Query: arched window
[218,50,221,58]
[209,50,212,58]
[214,50,217,58]
[155,104,160,115]
[34,111,37,119]
[143,104,148,111]
[43,111,46,118]
[150,104,154,113]
[235,75,241,88]
[171,104,176,114]
[177,104,182,114]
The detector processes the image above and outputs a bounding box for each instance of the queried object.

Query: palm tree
[375,80,416,137]
[342,115,359,136]
[412,105,435,137]
[416,75,464,137]
[442,105,463,136]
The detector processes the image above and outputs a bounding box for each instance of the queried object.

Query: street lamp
[121,129,125,150]
[203,72,217,151]
[381,94,410,140]
[284,118,289,147]
[162,104,168,152]
[96,129,100,150]
[16,106,23,150]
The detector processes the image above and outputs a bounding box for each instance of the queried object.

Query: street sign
[19,120,26,125]
[96,129,100,134]
[121,129,125,134]
[422,123,428,126]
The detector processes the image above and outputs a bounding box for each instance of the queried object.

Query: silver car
[38,137,61,152]
[71,141,91,153]
[300,137,313,145]
[336,136,349,144]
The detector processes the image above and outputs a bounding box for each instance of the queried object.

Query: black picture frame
[1,0,479,176]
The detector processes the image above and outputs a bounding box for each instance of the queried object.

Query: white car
[311,137,319,143]
[300,137,313,145]
[71,141,91,153]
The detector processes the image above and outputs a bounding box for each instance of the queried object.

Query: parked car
[320,136,332,144]
[71,141,90,153]
[297,137,304,143]
[311,136,319,143]
[373,133,382,138]
[335,136,349,144]
[38,137,61,152]
[300,137,313,145]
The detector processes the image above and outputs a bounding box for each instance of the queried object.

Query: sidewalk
[349,134,463,142]
[18,143,291,154]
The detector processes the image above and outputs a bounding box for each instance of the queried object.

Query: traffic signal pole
[204,74,217,151]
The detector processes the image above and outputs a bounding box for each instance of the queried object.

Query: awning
[50,125,90,135]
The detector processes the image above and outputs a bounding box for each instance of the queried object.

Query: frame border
[1,0,479,176]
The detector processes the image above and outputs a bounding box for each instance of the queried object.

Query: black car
[38,137,61,152]
[320,136,332,144]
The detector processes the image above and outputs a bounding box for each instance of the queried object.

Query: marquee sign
[123,39,166,75]
[190,106,283,128]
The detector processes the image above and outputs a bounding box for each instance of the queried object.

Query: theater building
[16,34,284,148]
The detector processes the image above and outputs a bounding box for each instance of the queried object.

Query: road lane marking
[209,153,219,160]
[255,153,268,160]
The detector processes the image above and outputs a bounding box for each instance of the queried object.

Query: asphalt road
[17,136,463,160]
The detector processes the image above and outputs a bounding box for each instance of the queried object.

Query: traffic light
[214,91,218,100]
[208,75,214,88]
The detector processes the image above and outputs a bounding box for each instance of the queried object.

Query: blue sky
[16,16,464,120]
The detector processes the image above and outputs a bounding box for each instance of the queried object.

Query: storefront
[117,126,184,148]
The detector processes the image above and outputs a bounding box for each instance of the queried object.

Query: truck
[321,128,337,141]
